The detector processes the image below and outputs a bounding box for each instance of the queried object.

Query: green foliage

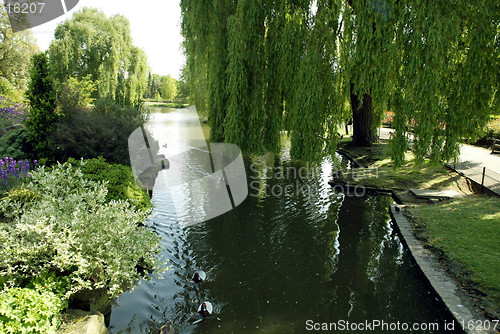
[180,0,210,115]
[481,116,500,140]
[145,74,180,102]
[25,52,58,157]
[176,66,190,103]
[66,157,151,210]
[0,129,31,161]
[49,7,148,106]
[50,98,145,165]
[57,75,97,110]
[0,162,162,298]
[0,8,39,91]
[0,186,38,210]
[224,0,254,149]
[181,0,499,163]
[0,78,23,102]
[389,0,499,164]
[160,75,177,101]
[0,287,65,334]
[291,2,342,160]
[144,73,164,100]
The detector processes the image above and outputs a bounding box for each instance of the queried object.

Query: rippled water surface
[108,109,456,333]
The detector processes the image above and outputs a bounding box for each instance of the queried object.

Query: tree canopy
[49,7,148,106]
[25,52,57,155]
[160,75,177,101]
[181,0,499,163]
[0,7,38,94]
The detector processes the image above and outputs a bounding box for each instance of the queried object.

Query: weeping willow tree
[49,8,148,106]
[391,0,499,165]
[290,1,343,160]
[180,0,499,163]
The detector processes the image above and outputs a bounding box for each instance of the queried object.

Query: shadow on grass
[339,141,471,192]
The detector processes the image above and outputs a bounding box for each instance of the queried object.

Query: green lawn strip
[407,196,500,313]
[143,101,189,108]
[338,141,455,190]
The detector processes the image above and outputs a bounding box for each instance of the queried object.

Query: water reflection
[108,109,456,333]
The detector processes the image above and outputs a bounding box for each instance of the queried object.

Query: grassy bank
[337,140,472,193]
[406,196,500,319]
[338,136,499,319]
[143,100,189,109]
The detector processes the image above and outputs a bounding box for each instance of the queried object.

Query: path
[451,144,500,195]
[377,127,500,195]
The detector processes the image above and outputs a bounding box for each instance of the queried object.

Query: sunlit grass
[339,141,456,190]
[407,196,500,315]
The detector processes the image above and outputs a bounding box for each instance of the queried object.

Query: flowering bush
[0,161,163,298]
[0,157,37,190]
[382,111,395,126]
[382,111,416,129]
[0,96,29,127]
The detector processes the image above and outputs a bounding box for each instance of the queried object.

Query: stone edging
[389,204,495,334]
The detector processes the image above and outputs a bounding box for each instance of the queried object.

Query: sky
[30,0,185,79]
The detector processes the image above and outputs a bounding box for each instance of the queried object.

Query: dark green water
[108,110,457,333]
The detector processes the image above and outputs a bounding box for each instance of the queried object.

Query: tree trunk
[350,82,375,146]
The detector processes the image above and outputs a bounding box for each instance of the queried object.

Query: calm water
[108,109,457,333]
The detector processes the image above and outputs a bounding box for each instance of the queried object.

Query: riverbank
[336,139,475,194]
[406,197,500,322]
[337,140,500,325]
[0,160,161,333]
[338,141,500,326]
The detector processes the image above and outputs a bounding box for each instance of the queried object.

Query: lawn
[337,139,471,192]
[407,195,500,319]
[143,100,189,109]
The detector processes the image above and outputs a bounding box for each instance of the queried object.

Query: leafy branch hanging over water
[180,0,499,164]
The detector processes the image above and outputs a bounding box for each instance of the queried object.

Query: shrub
[382,111,394,127]
[50,99,146,165]
[0,287,65,334]
[67,157,151,210]
[0,162,162,298]
[25,52,58,156]
[0,129,32,161]
[57,75,96,110]
[485,117,500,139]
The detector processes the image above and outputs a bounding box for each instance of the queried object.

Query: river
[108,108,457,333]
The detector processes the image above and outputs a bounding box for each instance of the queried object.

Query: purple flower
[0,96,29,125]
[0,157,39,189]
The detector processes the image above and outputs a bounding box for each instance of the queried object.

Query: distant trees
[181,0,499,163]
[144,73,179,101]
[49,8,148,106]
[0,8,38,97]
[161,75,177,101]
[144,73,163,99]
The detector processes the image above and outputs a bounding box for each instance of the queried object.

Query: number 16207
[6,2,46,14]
